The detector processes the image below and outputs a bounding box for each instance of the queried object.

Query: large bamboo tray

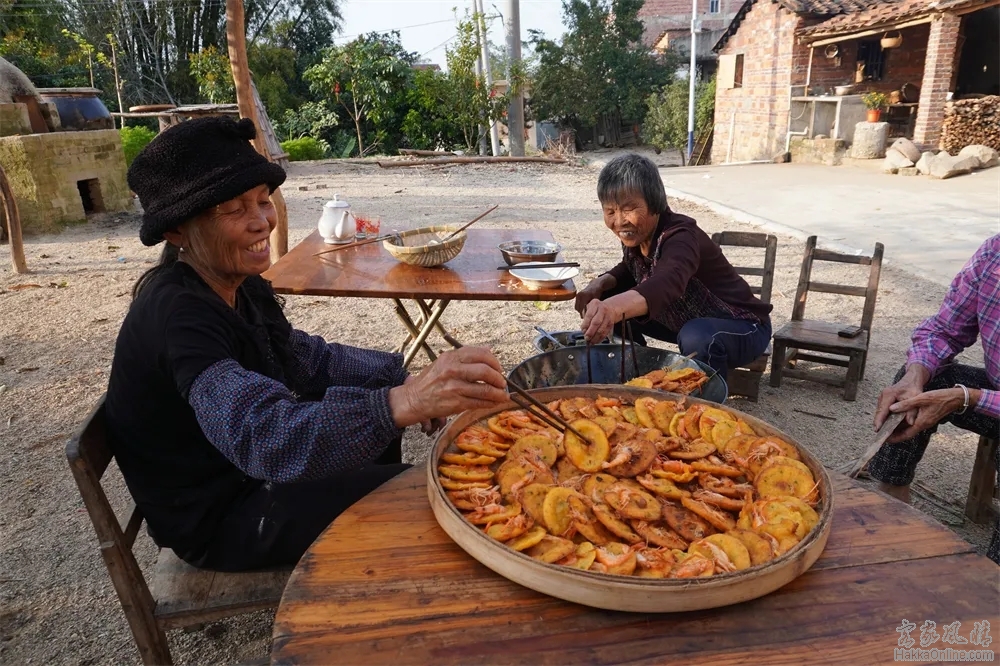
[427,385,833,613]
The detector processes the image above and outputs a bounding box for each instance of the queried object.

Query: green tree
[643,75,716,163]
[304,31,415,156]
[529,0,671,129]
[189,45,235,104]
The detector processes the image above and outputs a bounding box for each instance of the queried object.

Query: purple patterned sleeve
[286,329,409,395]
[906,249,983,378]
[975,389,1000,419]
[188,358,402,483]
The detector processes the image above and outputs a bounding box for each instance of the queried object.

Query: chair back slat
[859,242,884,332]
[812,248,873,265]
[712,231,778,306]
[808,282,868,297]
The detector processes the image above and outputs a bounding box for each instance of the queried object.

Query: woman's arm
[189,359,403,483]
[287,329,408,395]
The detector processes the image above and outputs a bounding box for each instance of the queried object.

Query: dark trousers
[615,317,771,381]
[186,439,409,572]
[868,363,999,564]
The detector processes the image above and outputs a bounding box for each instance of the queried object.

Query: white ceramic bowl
[509,262,579,290]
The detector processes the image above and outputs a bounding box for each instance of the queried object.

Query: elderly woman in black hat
[105,117,509,572]
[575,153,772,380]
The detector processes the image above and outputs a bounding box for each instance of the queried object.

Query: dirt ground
[0,156,992,665]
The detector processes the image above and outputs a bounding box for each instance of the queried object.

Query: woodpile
[940,96,1000,153]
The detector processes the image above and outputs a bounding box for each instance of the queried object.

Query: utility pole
[476,0,500,156]
[686,0,698,163]
[108,36,124,129]
[475,39,487,155]
[504,0,525,156]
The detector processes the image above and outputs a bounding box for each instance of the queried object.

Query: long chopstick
[312,232,398,257]
[586,341,593,384]
[497,262,580,271]
[665,351,698,372]
[626,321,639,376]
[619,314,626,383]
[506,378,589,442]
[441,204,500,242]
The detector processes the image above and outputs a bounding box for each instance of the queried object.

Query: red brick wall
[711,0,801,163]
[790,24,929,94]
[640,0,743,44]
[914,13,962,148]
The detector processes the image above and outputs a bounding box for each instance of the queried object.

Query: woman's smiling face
[602,191,660,250]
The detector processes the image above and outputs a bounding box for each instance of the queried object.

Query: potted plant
[862,91,888,122]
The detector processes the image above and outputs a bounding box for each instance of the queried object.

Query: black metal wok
[508,344,728,404]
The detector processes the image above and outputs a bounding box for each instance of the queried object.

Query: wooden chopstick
[311,232,398,257]
[626,320,639,376]
[497,262,580,271]
[505,378,589,442]
[509,394,571,435]
[441,204,499,242]
[619,314,626,383]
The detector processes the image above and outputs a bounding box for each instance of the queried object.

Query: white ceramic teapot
[318,194,354,244]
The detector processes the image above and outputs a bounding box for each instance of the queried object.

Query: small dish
[509,262,579,290]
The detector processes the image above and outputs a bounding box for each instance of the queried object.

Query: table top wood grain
[262,229,577,301]
[271,468,1000,665]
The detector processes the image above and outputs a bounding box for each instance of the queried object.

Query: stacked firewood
[941,96,1000,153]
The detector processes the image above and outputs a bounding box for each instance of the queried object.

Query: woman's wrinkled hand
[390,347,509,428]
[581,298,619,344]
[874,364,930,434]
[575,283,604,317]
[884,388,965,444]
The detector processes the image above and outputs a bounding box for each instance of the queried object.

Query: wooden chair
[66,396,291,665]
[965,435,1000,525]
[769,236,884,401]
[711,231,778,402]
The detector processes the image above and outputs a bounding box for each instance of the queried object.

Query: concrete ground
[655,159,1000,287]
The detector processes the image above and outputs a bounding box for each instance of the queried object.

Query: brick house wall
[640,0,743,57]
[711,0,801,163]
[793,24,929,94]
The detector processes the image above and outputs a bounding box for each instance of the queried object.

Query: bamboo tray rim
[426,385,834,609]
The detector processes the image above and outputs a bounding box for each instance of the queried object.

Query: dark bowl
[508,345,728,404]
[531,330,637,353]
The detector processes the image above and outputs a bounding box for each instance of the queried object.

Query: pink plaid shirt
[906,234,1000,418]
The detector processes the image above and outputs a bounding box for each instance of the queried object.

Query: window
[718,53,744,89]
[709,0,720,13]
[856,40,887,81]
[77,179,104,214]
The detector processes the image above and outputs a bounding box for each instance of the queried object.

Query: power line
[418,34,455,58]
[332,17,456,43]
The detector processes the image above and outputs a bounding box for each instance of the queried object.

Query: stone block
[957,145,999,169]
[889,137,922,163]
[883,148,915,173]
[851,121,889,159]
[897,167,919,176]
[0,103,30,137]
[916,151,936,175]
[928,152,978,179]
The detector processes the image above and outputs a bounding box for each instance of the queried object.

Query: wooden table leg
[415,299,463,349]
[402,299,451,368]
[393,299,437,363]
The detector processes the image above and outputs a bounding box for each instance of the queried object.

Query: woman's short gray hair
[596,153,668,215]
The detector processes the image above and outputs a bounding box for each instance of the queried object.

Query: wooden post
[0,163,28,273]
[225,0,288,263]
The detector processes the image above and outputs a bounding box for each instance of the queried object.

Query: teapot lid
[325,194,350,208]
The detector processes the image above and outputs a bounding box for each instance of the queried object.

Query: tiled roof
[799,0,989,37]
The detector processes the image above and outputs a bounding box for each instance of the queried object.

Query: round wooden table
[271,467,999,665]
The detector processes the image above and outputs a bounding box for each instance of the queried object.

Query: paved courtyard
[657,160,1000,286]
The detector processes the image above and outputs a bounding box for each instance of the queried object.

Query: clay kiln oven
[0,60,130,234]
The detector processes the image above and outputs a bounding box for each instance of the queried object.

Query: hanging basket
[881,31,903,49]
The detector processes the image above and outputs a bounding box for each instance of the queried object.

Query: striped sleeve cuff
[974,389,1000,420]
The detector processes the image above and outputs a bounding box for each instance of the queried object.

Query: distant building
[412,63,441,72]
[710,0,999,163]
[639,0,743,77]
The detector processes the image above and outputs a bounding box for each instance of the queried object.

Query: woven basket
[383,225,467,267]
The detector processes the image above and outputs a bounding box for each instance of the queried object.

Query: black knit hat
[128,116,286,246]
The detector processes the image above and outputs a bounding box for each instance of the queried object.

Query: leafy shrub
[643,76,716,162]
[281,136,330,161]
[119,126,157,166]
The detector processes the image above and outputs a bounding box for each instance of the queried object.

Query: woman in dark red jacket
[575,153,772,380]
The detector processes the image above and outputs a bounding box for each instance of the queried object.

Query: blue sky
[338,0,568,67]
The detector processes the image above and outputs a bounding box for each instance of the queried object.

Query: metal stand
[392,298,462,368]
